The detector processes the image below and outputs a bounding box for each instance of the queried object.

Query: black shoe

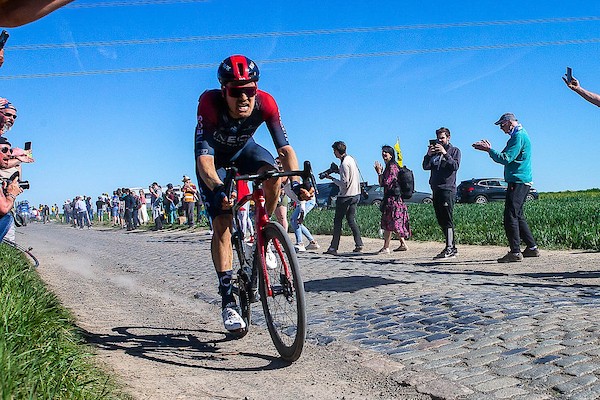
[324,248,338,256]
[498,252,523,263]
[353,246,363,253]
[522,247,540,257]
[434,247,456,259]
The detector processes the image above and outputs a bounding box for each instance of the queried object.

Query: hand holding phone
[0,30,9,50]
[566,67,573,84]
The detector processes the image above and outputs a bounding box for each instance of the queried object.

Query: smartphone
[429,139,439,146]
[24,142,31,151]
[0,30,9,50]
[566,67,573,84]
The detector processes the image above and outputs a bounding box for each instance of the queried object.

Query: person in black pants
[323,141,363,255]
[423,127,461,259]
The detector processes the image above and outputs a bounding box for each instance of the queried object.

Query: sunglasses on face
[226,86,257,98]
[0,147,12,154]
[1,112,16,119]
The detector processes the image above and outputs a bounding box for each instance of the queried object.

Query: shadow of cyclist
[80,325,293,371]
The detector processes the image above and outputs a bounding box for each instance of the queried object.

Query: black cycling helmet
[217,55,260,85]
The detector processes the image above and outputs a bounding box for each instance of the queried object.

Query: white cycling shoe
[265,245,278,270]
[222,303,246,331]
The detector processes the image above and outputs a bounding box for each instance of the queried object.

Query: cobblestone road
[20,223,600,399]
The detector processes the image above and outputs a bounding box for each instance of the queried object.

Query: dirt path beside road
[19,223,431,400]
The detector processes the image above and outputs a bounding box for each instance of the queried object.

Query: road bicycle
[224,161,315,362]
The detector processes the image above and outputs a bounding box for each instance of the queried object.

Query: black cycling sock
[217,270,235,308]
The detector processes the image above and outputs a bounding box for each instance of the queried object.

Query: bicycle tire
[231,233,252,338]
[258,222,306,361]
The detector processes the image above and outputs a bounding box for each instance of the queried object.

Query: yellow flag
[394,137,403,167]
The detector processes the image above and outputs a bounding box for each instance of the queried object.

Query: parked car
[315,182,339,208]
[456,178,539,204]
[359,184,433,206]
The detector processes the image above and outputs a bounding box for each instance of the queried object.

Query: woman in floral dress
[373,145,411,253]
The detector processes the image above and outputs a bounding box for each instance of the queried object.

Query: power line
[66,0,208,8]
[2,37,599,80]
[7,16,600,51]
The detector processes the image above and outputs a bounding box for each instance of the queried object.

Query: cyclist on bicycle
[195,55,312,332]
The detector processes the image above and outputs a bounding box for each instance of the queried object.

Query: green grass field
[0,244,129,399]
[304,189,600,251]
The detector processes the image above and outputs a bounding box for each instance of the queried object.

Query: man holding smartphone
[563,69,600,107]
[423,127,461,259]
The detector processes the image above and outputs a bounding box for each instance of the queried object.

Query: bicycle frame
[232,182,290,298]
[229,161,315,299]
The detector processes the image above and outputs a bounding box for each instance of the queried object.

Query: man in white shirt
[323,141,363,255]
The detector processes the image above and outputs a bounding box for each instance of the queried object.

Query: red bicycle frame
[235,181,292,298]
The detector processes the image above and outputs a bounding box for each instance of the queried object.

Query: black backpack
[397,166,414,200]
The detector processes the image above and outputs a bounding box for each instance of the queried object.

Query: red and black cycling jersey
[194,89,289,158]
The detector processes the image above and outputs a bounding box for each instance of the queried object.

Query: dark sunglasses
[0,147,12,154]
[226,86,257,98]
[1,112,16,119]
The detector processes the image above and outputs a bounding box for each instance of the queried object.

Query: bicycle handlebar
[223,160,317,199]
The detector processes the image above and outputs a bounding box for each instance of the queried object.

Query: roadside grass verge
[0,244,130,399]
[305,190,600,251]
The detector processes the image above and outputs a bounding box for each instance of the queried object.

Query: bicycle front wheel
[258,222,307,361]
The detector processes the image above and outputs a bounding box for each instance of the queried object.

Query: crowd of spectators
[56,176,210,232]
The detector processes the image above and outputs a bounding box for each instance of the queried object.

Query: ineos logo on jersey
[196,115,204,140]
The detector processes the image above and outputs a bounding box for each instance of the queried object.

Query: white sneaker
[294,243,306,253]
[221,303,246,331]
[265,245,278,269]
[306,241,320,250]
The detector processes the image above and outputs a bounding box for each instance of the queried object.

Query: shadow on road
[81,326,293,371]
[304,275,413,293]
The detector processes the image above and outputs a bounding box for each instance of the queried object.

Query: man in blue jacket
[473,113,539,263]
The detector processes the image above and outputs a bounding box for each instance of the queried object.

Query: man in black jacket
[423,127,461,259]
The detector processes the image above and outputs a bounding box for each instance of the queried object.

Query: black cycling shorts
[196,138,276,219]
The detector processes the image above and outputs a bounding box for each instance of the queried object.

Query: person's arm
[441,146,461,171]
[0,179,21,215]
[0,48,4,68]
[564,77,600,107]
[331,159,350,190]
[0,0,73,27]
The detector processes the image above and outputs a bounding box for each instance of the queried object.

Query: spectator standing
[563,74,600,107]
[62,199,71,224]
[85,196,93,225]
[182,175,197,227]
[138,189,148,225]
[423,127,461,259]
[149,182,163,231]
[374,145,411,254]
[164,183,177,224]
[42,204,50,223]
[74,196,88,229]
[96,196,104,222]
[283,181,320,252]
[131,190,141,228]
[323,141,363,255]
[110,191,120,226]
[0,137,23,241]
[123,188,135,231]
[473,113,540,263]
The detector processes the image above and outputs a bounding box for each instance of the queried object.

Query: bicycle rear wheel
[258,222,306,361]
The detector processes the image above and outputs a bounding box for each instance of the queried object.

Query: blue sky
[2,0,600,207]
